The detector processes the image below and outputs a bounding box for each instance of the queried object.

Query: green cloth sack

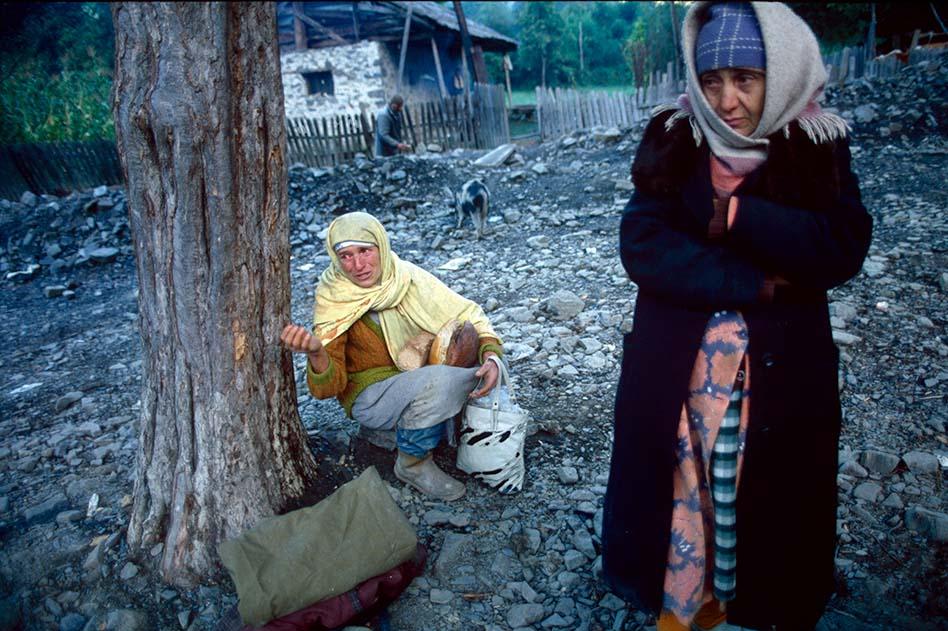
[219,466,418,627]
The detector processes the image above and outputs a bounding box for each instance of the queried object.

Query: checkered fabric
[696,3,766,74]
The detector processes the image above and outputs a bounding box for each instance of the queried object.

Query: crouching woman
[602,3,872,630]
[281,212,502,502]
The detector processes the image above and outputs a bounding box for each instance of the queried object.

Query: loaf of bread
[428,320,479,368]
[395,331,436,371]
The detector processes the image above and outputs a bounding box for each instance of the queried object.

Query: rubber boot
[394,451,466,501]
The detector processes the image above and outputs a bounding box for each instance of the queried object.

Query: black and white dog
[445,179,490,239]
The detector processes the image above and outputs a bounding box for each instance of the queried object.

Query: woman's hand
[280,323,329,373]
[470,352,500,398]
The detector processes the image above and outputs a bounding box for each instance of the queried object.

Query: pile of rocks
[1,184,131,300]
[826,55,948,143]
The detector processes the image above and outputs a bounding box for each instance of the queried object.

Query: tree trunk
[111,2,318,587]
[578,21,584,74]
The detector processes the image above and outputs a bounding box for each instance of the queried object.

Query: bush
[0,63,114,144]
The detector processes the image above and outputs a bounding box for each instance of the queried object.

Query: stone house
[275,1,518,119]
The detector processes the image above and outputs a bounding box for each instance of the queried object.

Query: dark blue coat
[374,105,403,157]
[602,110,872,629]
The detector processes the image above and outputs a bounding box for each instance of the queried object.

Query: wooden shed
[276,1,518,118]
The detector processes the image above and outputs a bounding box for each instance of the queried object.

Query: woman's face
[699,67,766,136]
[336,244,382,288]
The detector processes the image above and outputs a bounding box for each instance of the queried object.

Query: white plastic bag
[457,357,528,494]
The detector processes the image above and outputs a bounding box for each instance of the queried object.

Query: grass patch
[510,85,640,107]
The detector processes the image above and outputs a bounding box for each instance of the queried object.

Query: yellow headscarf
[313,212,499,370]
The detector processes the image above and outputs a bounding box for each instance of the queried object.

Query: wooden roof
[276,1,518,54]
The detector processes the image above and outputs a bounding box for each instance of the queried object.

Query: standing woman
[602,3,872,630]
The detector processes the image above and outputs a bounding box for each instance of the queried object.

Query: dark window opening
[303,70,334,96]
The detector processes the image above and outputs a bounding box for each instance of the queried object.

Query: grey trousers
[351,365,480,431]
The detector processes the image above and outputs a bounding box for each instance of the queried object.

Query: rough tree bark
[111,2,318,586]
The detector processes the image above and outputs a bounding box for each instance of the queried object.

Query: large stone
[433,532,475,578]
[563,549,585,571]
[59,612,87,631]
[572,530,597,560]
[88,247,119,263]
[853,104,876,123]
[429,588,454,604]
[548,290,585,320]
[838,460,868,478]
[599,592,626,611]
[85,609,149,631]
[904,506,948,542]
[832,330,862,346]
[55,391,84,413]
[473,143,517,167]
[592,127,623,142]
[853,481,883,503]
[119,562,139,580]
[20,191,38,206]
[558,466,579,485]
[902,451,939,474]
[860,450,900,476]
[24,492,69,524]
[507,604,545,628]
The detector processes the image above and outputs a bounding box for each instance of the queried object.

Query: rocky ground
[0,57,946,631]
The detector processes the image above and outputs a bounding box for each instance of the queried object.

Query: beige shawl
[313,212,498,370]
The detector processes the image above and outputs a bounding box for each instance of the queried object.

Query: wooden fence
[285,83,510,168]
[0,140,123,201]
[536,69,683,142]
[825,44,945,85]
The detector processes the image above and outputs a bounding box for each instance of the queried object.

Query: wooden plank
[430,38,448,100]
[403,105,417,149]
[290,118,307,166]
[396,4,413,92]
[319,117,332,167]
[341,114,353,161]
[426,102,437,147]
[367,113,378,159]
[359,110,373,155]
[290,118,308,166]
[284,118,298,165]
[535,87,544,140]
[292,9,347,46]
[335,115,346,165]
[292,1,307,50]
[315,117,331,166]
[300,117,317,166]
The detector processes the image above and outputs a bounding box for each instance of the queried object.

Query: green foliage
[621,3,680,88]
[0,2,115,143]
[463,1,676,91]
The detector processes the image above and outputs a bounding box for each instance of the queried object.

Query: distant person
[602,3,872,631]
[374,95,411,157]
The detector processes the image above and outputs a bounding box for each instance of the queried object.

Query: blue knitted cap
[695,2,766,75]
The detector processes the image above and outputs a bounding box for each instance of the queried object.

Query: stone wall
[282,40,447,120]
[281,41,394,118]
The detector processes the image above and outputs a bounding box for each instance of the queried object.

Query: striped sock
[711,379,742,602]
